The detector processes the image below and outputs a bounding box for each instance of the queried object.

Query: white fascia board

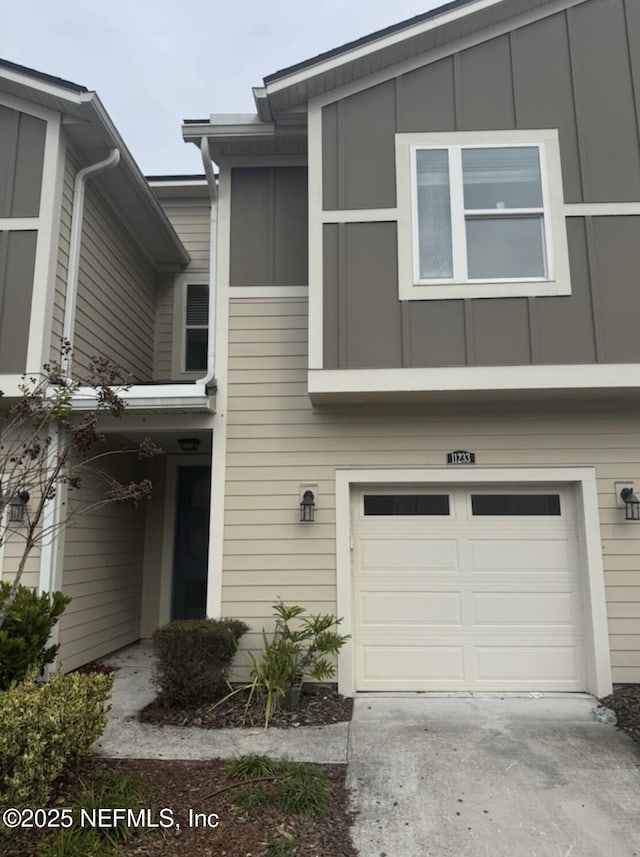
[309,364,640,396]
[183,116,275,142]
[265,0,508,95]
[0,66,86,105]
[72,384,213,412]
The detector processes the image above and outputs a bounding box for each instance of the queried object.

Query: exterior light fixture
[178,437,201,453]
[9,490,30,522]
[621,487,640,521]
[300,490,315,522]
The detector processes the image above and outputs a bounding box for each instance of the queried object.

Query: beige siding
[50,151,74,361]
[57,442,147,671]
[53,151,157,379]
[0,536,41,593]
[152,198,210,379]
[72,179,156,380]
[223,297,640,683]
[153,277,175,380]
[160,200,210,271]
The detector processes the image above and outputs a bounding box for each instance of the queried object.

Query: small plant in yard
[215,600,349,728]
[225,753,280,780]
[228,756,333,818]
[0,582,70,690]
[152,617,249,708]
[37,768,147,857]
[267,837,298,856]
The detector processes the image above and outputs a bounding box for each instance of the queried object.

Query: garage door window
[471,494,561,516]
[364,494,450,516]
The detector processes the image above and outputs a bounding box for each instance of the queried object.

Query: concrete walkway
[94,641,349,763]
[95,644,640,857]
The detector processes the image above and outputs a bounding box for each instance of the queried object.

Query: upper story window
[184,283,209,372]
[396,130,571,301]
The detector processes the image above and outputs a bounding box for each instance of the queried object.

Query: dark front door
[172,466,211,620]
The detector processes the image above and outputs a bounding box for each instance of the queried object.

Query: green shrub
[0,582,71,690]
[214,602,349,728]
[0,672,113,811]
[152,618,249,708]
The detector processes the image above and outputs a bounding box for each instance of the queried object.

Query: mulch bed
[5,757,357,857]
[600,684,640,744]
[139,685,353,730]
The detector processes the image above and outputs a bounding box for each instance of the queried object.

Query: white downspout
[62,148,120,377]
[198,136,217,386]
[39,149,120,629]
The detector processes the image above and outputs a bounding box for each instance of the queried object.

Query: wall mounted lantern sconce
[621,487,640,521]
[178,437,201,453]
[9,490,30,522]
[300,490,315,522]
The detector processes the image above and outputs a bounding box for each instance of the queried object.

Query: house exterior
[0,61,215,670]
[182,0,640,699]
[2,0,639,696]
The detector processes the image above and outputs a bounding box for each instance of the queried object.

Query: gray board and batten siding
[229,166,308,288]
[0,105,46,373]
[320,0,640,370]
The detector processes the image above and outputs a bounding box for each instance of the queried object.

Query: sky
[1,0,448,176]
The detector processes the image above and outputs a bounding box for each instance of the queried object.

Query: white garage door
[352,486,586,691]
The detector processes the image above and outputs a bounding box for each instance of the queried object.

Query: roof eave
[0,61,190,270]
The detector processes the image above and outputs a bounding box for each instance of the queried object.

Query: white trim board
[206,164,232,620]
[334,466,612,698]
[309,363,640,397]
[229,286,308,299]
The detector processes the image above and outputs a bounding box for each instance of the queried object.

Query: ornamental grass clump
[0,671,113,812]
[152,617,249,708]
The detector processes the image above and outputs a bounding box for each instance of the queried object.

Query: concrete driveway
[97,646,640,855]
[347,696,640,857]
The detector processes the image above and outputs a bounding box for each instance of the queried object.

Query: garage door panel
[471,592,578,626]
[469,538,573,572]
[361,645,465,684]
[353,485,587,691]
[360,538,459,573]
[474,646,582,684]
[360,590,462,626]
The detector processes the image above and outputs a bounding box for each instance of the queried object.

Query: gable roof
[262,0,583,114]
[0,58,189,270]
[185,0,587,160]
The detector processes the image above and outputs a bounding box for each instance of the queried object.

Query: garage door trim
[335,467,612,698]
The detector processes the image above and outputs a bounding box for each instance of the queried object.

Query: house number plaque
[446,450,476,464]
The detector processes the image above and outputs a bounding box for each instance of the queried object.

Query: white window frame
[172,273,210,378]
[396,129,571,301]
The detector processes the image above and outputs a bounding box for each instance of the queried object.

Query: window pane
[466,216,545,279]
[186,328,208,371]
[471,494,561,516]
[462,147,543,210]
[364,495,450,516]
[416,149,453,279]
